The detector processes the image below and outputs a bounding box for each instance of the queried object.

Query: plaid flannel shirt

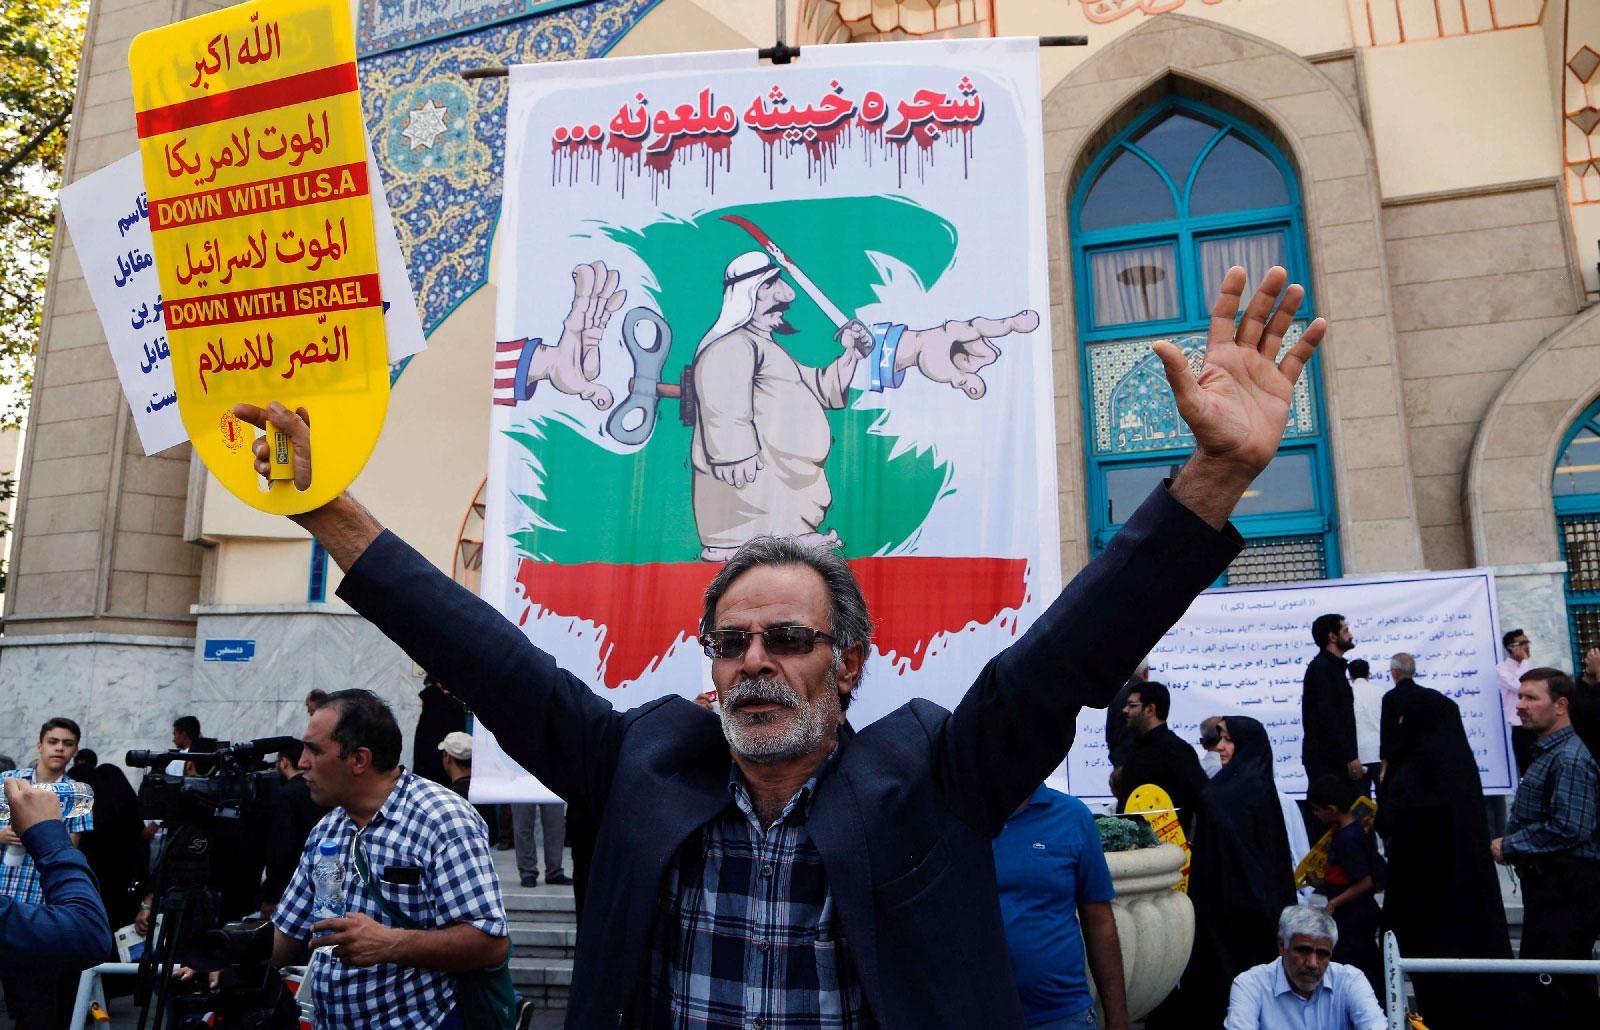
[0,769,93,905]
[1505,725,1600,862]
[637,753,875,1030]
[271,768,507,1030]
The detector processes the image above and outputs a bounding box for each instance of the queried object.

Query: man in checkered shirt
[0,716,95,1028]
[269,689,508,1030]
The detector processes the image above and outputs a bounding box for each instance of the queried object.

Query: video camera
[126,736,302,1030]
[159,918,300,1029]
[126,736,299,824]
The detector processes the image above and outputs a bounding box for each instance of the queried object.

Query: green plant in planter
[1095,814,1161,853]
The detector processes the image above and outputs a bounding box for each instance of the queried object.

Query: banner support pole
[760,0,798,64]
[459,33,1087,80]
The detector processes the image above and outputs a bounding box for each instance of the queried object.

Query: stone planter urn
[1089,842,1193,1022]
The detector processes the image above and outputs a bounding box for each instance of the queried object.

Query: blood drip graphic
[746,82,863,186]
[547,75,985,195]
[550,122,605,187]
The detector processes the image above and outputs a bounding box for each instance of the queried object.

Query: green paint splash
[508,196,958,564]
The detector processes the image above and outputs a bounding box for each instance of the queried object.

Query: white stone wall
[1492,561,1575,674]
[0,633,191,775]
[190,605,424,761]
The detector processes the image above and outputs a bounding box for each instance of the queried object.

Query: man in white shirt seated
[1226,905,1386,1030]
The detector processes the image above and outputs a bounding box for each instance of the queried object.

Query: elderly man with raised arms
[234,267,1324,1029]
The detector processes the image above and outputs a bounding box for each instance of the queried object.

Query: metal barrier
[70,958,317,1027]
[1382,931,1600,1030]
[70,961,139,1027]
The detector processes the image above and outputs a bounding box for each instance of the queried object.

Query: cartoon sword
[720,213,899,388]
[720,214,854,330]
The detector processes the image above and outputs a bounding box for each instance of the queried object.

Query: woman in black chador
[1377,687,1513,1028]
[1150,715,1296,1028]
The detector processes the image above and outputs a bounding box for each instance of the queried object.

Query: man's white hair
[1390,652,1416,680]
[1278,904,1338,947]
[697,251,782,353]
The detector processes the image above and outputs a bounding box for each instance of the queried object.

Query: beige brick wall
[1380,181,1585,569]
[6,0,203,638]
[1467,301,1600,567]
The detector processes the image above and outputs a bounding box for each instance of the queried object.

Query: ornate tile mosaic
[1086,322,1316,454]
[359,0,608,57]
[357,0,661,349]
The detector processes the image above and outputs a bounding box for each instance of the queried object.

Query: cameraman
[259,739,328,918]
[269,689,508,1029]
[0,776,114,970]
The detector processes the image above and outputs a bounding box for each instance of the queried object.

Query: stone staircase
[484,849,1587,1023]
[494,848,576,1016]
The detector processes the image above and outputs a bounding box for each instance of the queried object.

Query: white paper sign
[1063,567,1515,799]
[59,149,426,456]
[59,153,187,454]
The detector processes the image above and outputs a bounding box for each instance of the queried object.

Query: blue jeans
[1030,1007,1097,1030]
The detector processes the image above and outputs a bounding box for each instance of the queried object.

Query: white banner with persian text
[470,39,1058,802]
[1066,567,1515,799]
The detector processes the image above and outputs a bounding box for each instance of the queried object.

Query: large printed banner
[1066,568,1516,800]
[472,40,1060,801]
[130,0,390,514]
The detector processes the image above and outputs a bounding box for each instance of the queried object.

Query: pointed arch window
[1071,99,1339,584]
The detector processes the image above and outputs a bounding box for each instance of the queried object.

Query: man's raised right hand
[233,402,313,491]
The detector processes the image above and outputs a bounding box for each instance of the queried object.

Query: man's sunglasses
[700,626,836,660]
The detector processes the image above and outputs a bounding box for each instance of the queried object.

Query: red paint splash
[514,555,1030,689]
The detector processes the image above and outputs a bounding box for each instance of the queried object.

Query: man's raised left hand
[1161,266,1325,528]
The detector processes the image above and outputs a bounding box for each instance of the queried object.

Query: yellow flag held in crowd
[1295,794,1378,889]
[130,0,389,514]
[1126,783,1191,893]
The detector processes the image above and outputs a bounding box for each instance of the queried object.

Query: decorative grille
[1572,606,1600,669]
[1559,513,1600,668]
[1223,534,1326,586]
[1085,322,1316,455]
[1561,514,1600,592]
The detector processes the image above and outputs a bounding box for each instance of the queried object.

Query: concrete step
[511,955,573,1011]
[503,887,577,923]
[511,923,578,958]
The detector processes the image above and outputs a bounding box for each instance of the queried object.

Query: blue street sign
[203,639,256,662]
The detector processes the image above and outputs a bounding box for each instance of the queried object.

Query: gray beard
[719,673,837,765]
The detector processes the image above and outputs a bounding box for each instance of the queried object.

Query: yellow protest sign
[1295,794,1377,889]
[1126,783,1191,893]
[130,0,388,514]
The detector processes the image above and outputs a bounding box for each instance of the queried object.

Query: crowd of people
[3,269,1597,1029]
[1102,610,1600,1029]
[0,690,573,1029]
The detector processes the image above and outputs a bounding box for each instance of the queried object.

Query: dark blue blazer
[0,820,113,963]
[337,485,1239,1027]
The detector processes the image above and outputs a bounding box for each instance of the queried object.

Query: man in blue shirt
[1226,905,1385,1030]
[994,785,1128,1029]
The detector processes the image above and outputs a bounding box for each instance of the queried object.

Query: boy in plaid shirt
[0,717,95,1027]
